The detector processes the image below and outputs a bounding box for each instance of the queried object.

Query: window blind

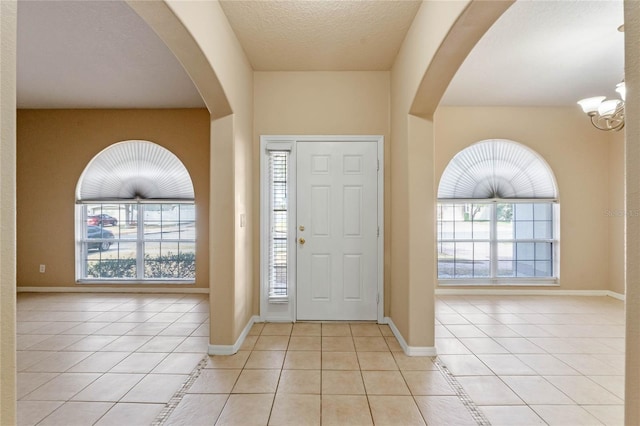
[77,140,194,201]
[438,139,557,199]
[269,151,289,298]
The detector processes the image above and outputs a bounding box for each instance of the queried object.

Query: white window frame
[437,198,560,286]
[75,140,196,284]
[76,200,196,283]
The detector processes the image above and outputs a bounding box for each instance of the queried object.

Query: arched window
[437,139,558,283]
[76,140,196,282]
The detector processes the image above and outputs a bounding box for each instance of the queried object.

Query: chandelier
[577,81,626,131]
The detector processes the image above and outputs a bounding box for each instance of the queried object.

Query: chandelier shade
[577,96,606,114]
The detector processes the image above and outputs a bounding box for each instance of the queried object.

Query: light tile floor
[166,321,475,426]
[17,293,210,426]
[436,295,625,426]
[16,293,626,425]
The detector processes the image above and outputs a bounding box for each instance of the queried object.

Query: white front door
[296,140,379,320]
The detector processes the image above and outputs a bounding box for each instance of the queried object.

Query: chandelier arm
[609,105,625,131]
[590,113,624,131]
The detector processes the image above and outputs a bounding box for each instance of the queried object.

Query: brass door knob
[299,238,306,245]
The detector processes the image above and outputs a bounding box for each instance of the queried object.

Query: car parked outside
[87,214,118,226]
[87,226,114,251]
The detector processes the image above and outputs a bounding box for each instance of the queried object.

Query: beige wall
[161,0,255,345]
[1,1,17,423]
[253,71,391,313]
[209,115,236,344]
[626,2,640,423]
[16,109,211,289]
[434,106,615,291]
[389,0,470,348]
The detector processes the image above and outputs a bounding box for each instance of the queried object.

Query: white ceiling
[17,0,205,109]
[16,0,625,109]
[441,0,624,106]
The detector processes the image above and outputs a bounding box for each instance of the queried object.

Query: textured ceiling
[219,0,422,71]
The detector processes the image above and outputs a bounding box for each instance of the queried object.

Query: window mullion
[490,202,498,279]
[137,203,144,280]
[81,205,88,278]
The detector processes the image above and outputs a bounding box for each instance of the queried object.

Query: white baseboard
[383,317,437,357]
[260,315,293,322]
[209,315,260,356]
[17,286,210,294]
[607,291,625,301]
[435,288,625,300]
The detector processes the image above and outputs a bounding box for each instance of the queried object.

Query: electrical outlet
[39,264,46,273]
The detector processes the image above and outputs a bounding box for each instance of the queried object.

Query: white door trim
[260,135,384,323]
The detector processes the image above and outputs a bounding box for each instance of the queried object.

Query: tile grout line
[433,357,492,426]
[152,354,210,425]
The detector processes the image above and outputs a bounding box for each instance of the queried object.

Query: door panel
[343,254,363,300]
[343,186,363,236]
[310,254,331,300]
[311,186,330,236]
[297,141,378,320]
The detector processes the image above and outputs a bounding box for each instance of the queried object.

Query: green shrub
[145,252,196,278]
[86,258,137,278]
[86,252,195,279]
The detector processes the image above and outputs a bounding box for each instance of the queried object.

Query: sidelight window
[268,151,289,298]
[260,140,294,303]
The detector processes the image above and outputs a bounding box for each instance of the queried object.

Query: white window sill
[438,278,559,287]
[77,280,196,285]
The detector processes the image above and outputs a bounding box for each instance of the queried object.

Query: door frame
[260,135,384,323]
